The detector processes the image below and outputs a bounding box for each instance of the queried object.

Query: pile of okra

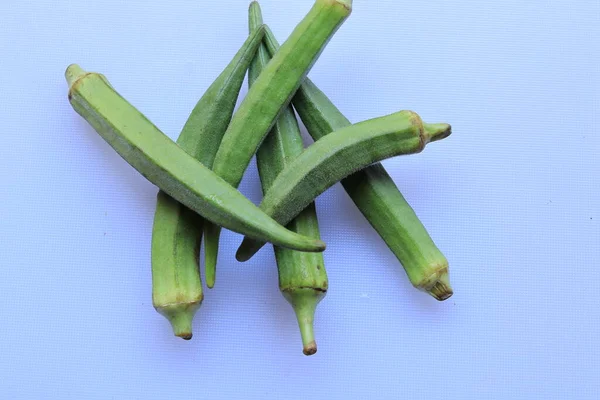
[66,0,453,356]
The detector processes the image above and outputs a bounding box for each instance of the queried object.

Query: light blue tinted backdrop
[0,1,598,399]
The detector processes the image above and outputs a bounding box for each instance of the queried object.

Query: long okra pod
[249,2,326,356]
[263,28,453,300]
[235,111,451,261]
[203,0,352,285]
[65,65,325,254]
[151,29,265,339]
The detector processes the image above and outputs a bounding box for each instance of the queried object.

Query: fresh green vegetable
[249,2,326,355]
[151,193,203,339]
[263,27,453,300]
[65,64,326,254]
[235,110,451,262]
[151,28,266,340]
[203,0,353,287]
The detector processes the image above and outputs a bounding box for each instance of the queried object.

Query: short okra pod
[235,110,451,261]
[262,27,453,300]
[203,0,352,285]
[249,1,327,356]
[151,28,266,339]
[65,64,326,254]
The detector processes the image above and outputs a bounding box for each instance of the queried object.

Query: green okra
[249,2,326,356]
[235,110,451,262]
[263,27,453,300]
[151,29,265,340]
[65,64,326,255]
[203,0,352,287]
[152,193,203,339]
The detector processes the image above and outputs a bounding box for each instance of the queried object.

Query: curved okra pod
[151,28,265,339]
[65,65,326,254]
[235,110,451,262]
[262,27,453,300]
[203,0,352,285]
[249,2,326,356]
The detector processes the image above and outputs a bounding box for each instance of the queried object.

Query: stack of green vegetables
[66,0,453,356]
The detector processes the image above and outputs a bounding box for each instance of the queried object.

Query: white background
[1,0,599,399]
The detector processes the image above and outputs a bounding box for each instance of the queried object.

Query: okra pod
[235,110,451,261]
[65,65,326,254]
[203,0,352,284]
[249,2,327,355]
[263,27,453,300]
[151,28,265,339]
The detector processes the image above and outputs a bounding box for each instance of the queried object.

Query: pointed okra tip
[206,269,216,289]
[235,237,264,262]
[156,301,202,340]
[428,272,453,301]
[65,64,88,88]
[298,311,318,356]
[423,123,452,143]
[285,288,324,356]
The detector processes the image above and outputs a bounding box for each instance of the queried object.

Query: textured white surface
[1,0,599,399]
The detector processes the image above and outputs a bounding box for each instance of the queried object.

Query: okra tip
[236,237,325,262]
[65,64,87,88]
[205,260,216,290]
[423,123,452,143]
[156,301,202,340]
[427,272,453,301]
[299,320,318,356]
[303,238,326,253]
[304,341,318,356]
[235,238,263,262]
[284,288,324,356]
